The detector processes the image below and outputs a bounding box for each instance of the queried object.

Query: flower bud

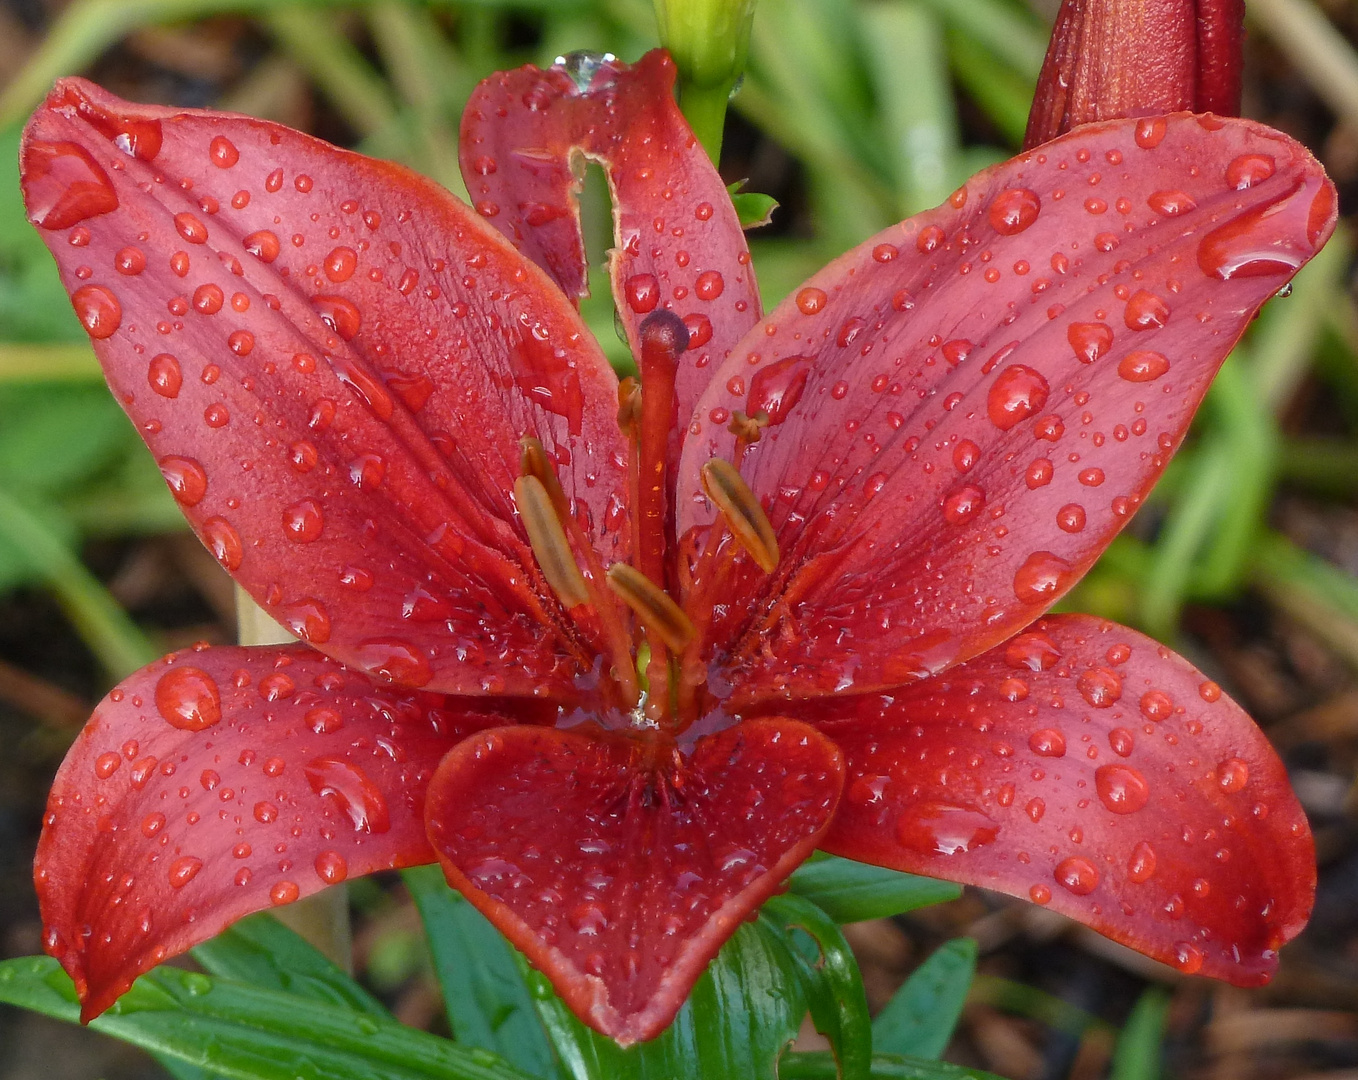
[1024,0,1244,149]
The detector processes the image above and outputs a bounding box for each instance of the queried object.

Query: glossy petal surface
[21,79,629,696]
[426,718,844,1044]
[461,50,761,436]
[1024,0,1245,148]
[35,645,544,1020]
[681,113,1335,704]
[804,615,1312,985]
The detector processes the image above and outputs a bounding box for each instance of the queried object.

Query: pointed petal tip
[426,718,844,1043]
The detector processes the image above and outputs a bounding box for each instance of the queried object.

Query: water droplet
[1124,290,1169,330]
[796,287,827,315]
[202,517,243,571]
[941,484,986,525]
[1077,667,1122,707]
[988,188,1041,235]
[23,139,120,229]
[1005,632,1061,671]
[155,666,221,730]
[1199,680,1222,702]
[625,273,659,314]
[1029,884,1052,904]
[1226,153,1275,190]
[356,639,432,687]
[747,355,811,425]
[988,365,1049,430]
[324,246,358,282]
[1057,504,1086,532]
[896,802,999,856]
[141,812,166,838]
[1013,551,1073,603]
[168,855,203,888]
[71,284,121,339]
[94,751,121,779]
[283,499,324,543]
[1109,728,1135,756]
[1028,728,1067,757]
[1118,350,1169,382]
[244,230,280,263]
[1096,764,1150,814]
[312,295,361,341]
[1134,117,1167,148]
[1218,758,1249,793]
[305,757,391,833]
[307,706,343,734]
[1198,192,1309,280]
[1054,856,1099,895]
[1128,841,1157,883]
[1140,690,1174,721]
[209,135,239,168]
[1067,321,1112,363]
[695,270,724,300]
[315,851,348,884]
[282,599,331,644]
[115,246,146,275]
[174,212,208,244]
[1173,941,1204,973]
[270,880,300,906]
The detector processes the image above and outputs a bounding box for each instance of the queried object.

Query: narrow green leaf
[0,956,535,1080]
[762,894,872,1080]
[872,938,977,1060]
[1110,988,1170,1080]
[780,1050,1008,1080]
[789,854,960,923]
[193,912,388,1017]
[526,917,807,1080]
[403,866,561,1079]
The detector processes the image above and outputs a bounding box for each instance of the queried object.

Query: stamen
[520,437,566,502]
[700,458,780,573]
[514,475,589,608]
[606,562,695,652]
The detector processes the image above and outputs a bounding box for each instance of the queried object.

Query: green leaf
[524,916,808,1080]
[872,938,977,1060]
[780,1050,1008,1079]
[1110,988,1170,1080]
[403,866,561,1079]
[0,956,536,1080]
[192,912,388,1017]
[762,894,872,1080]
[0,385,137,498]
[789,854,961,923]
[731,191,779,229]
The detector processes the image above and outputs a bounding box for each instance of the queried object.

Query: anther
[701,458,779,573]
[617,377,641,434]
[727,410,768,444]
[520,437,566,502]
[606,563,695,652]
[514,475,588,608]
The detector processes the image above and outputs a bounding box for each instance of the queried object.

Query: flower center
[516,311,779,733]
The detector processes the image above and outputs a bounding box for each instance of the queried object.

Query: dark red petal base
[426,718,845,1044]
[809,614,1313,985]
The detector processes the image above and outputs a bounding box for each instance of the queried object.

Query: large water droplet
[155,666,221,731]
[306,756,391,833]
[22,140,119,230]
[159,456,207,506]
[988,365,1049,430]
[1013,551,1072,604]
[988,188,1041,235]
[1096,764,1150,814]
[896,802,999,856]
[71,284,121,339]
[1054,856,1099,895]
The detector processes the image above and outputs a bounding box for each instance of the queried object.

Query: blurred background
[1,0,1358,1076]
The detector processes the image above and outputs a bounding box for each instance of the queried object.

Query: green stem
[677,79,732,164]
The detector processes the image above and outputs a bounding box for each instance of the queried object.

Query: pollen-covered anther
[519,436,566,503]
[617,377,641,434]
[605,563,695,652]
[700,458,780,573]
[513,475,589,609]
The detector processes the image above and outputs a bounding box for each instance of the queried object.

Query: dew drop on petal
[168,856,202,889]
[1128,841,1157,883]
[1118,350,1170,382]
[988,365,1049,430]
[1054,856,1099,895]
[159,456,207,506]
[71,285,121,339]
[305,757,391,833]
[1218,758,1250,793]
[1095,764,1150,814]
[1013,551,1073,603]
[1028,728,1067,757]
[155,667,221,731]
[988,188,1041,235]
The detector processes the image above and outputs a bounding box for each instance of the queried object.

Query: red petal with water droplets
[1023,0,1245,149]
[803,615,1312,985]
[426,718,843,1044]
[680,114,1335,705]
[36,644,544,1021]
[461,49,761,435]
[21,79,628,697]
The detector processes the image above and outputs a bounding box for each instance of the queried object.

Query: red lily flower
[22,48,1330,1045]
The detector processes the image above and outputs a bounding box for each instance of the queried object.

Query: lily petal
[680,113,1335,704]
[21,79,629,696]
[426,717,844,1044]
[461,49,761,436]
[35,644,543,1020]
[806,614,1312,985]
